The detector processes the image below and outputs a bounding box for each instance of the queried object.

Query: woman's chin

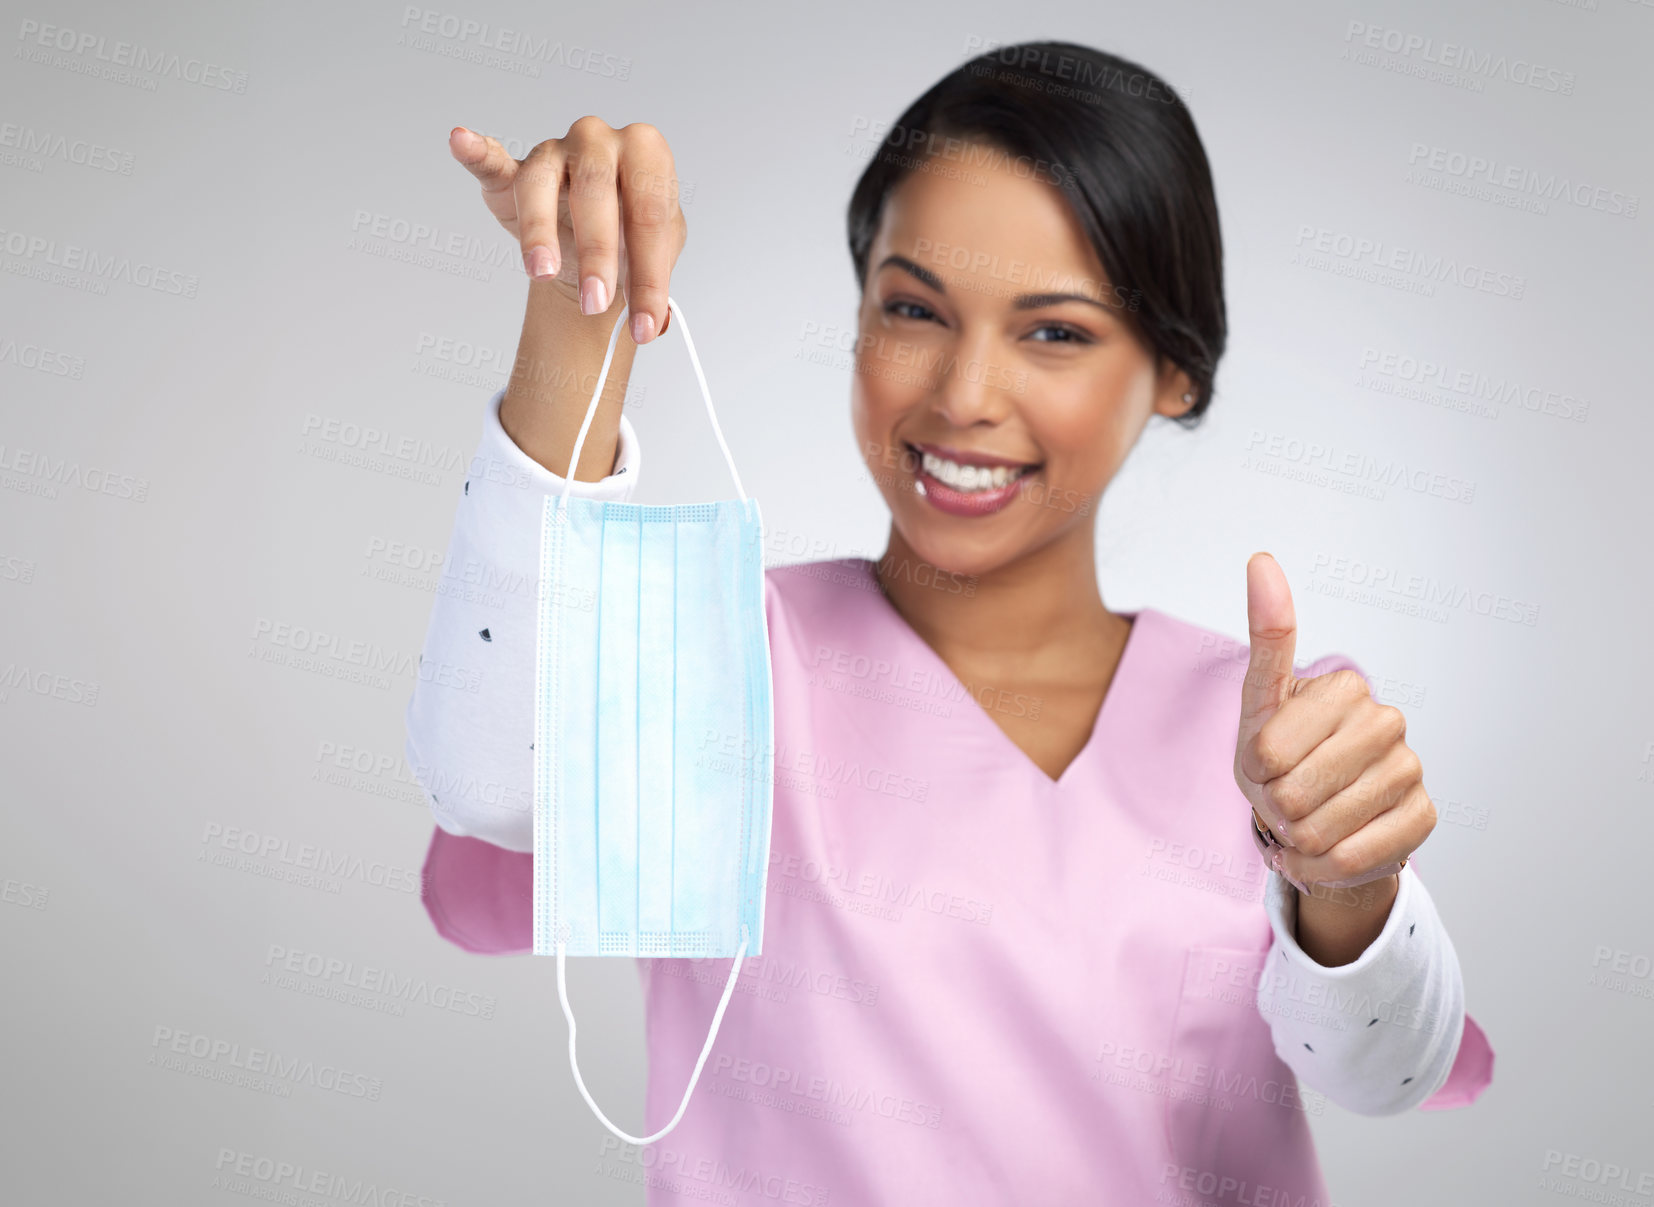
[886,520,1019,585]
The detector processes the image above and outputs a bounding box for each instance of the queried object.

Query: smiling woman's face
[851,142,1194,580]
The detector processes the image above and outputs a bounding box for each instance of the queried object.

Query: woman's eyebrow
[878,254,1114,312]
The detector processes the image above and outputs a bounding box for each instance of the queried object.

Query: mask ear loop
[556,928,750,1145]
[559,297,748,508]
[550,293,755,1142]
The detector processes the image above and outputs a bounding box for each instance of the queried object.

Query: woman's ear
[1151,359,1198,419]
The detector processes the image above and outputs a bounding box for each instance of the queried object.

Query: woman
[405,40,1493,1204]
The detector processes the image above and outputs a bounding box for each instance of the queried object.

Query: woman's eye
[880,300,1092,344]
[1029,324,1091,344]
[883,299,938,322]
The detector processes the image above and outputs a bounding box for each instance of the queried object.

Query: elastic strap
[556,927,749,1145]
[559,297,748,505]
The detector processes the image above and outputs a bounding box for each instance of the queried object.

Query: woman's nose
[927,332,1018,428]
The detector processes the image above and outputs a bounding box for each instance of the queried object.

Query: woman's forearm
[1292,873,1400,966]
[499,277,639,482]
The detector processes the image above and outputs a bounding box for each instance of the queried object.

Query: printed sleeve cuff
[474,384,640,501]
[462,386,641,579]
[1258,862,1466,1113]
[1262,859,1418,979]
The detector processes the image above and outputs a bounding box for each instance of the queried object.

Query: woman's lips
[905,442,1042,518]
[908,441,1038,470]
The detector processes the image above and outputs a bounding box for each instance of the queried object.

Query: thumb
[1239,551,1298,746]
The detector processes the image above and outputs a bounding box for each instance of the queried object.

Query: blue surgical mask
[534,296,775,1144]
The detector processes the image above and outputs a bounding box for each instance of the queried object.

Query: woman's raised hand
[448,117,688,345]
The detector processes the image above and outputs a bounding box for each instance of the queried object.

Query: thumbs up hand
[1233,553,1434,899]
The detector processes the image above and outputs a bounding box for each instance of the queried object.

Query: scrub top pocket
[1162,942,1329,1198]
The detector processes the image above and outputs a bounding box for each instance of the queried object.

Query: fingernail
[631,311,655,344]
[1270,850,1310,896]
[581,276,607,316]
[524,246,555,279]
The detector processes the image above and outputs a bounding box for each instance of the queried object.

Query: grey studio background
[1,0,1648,1203]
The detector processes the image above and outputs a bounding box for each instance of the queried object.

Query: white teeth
[918,450,1032,492]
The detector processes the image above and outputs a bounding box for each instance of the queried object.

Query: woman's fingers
[1275,780,1431,890]
[454,115,687,339]
[514,139,566,280]
[563,116,623,317]
[616,123,681,344]
[449,127,520,238]
[1258,696,1398,832]
[1280,739,1421,858]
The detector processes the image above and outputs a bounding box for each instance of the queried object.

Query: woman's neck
[873,522,1121,671]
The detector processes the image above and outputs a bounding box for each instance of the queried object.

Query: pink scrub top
[419,556,1493,1205]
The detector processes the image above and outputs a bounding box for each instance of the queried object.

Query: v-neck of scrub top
[853,558,1150,795]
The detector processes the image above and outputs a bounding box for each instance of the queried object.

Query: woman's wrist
[1289,873,1400,967]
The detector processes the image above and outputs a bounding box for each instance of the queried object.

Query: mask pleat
[594,504,642,952]
[551,503,602,951]
[669,505,730,954]
[635,509,678,952]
